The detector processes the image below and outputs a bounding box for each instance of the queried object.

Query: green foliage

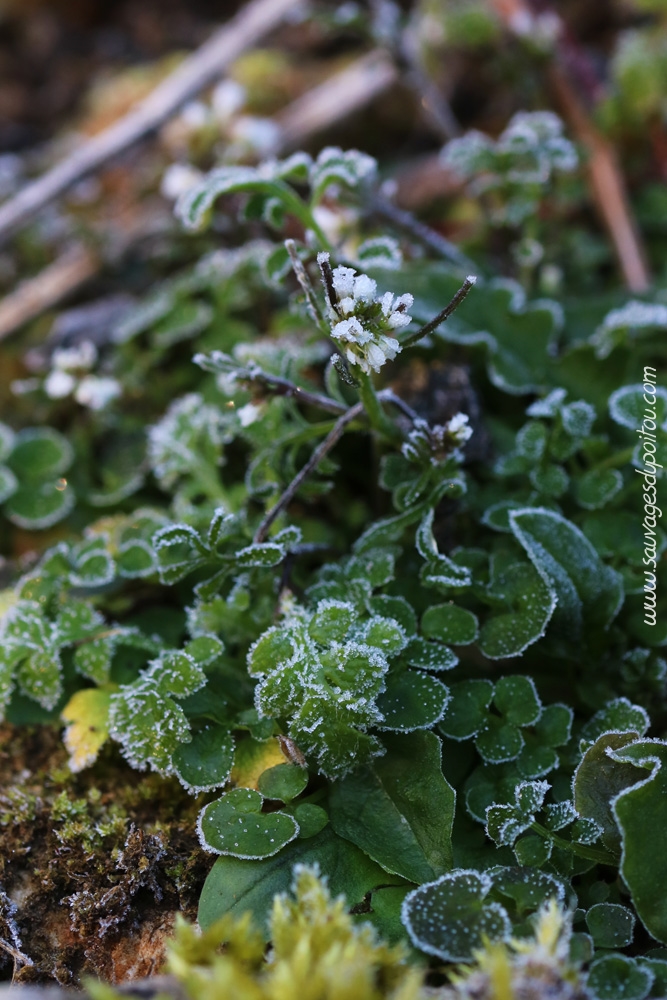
[4,121,667,993]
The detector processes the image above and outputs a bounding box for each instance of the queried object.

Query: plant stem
[401,275,477,348]
[253,402,365,543]
[531,822,615,866]
[357,374,404,444]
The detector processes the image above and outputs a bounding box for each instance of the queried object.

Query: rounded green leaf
[439,679,493,741]
[586,903,635,949]
[475,717,524,764]
[0,465,17,504]
[529,463,569,498]
[173,723,234,793]
[482,499,526,533]
[368,595,417,636]
[586,955,653,1000]
[404,637,458,672]
[117,539,156,579]
[5,480,75,529]
[377,670,449,731]
[257,763,308,802]
[8,427,73,481]
[401,870,511,962]
[197,787,299,859]
[292,803,329,839]
[513,834,552,866]
[421,603,479,645]
[609,384,667,430]
[308,600,356,644]
[575,468,623,510]
[494,675,541,727]
[478,562,556,660]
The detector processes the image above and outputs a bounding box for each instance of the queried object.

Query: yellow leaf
[61,687,116,773]
[230,736,286,790]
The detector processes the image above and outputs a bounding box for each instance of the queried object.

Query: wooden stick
[0,0,303,245]
[0,244,98,341]
[276,50,398,150]
[549,65,650,293]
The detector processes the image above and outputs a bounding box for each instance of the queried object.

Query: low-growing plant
[2,131,667,1000]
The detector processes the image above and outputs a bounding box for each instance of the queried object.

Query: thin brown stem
[401,276,477,348]
[253,402,364,543]
[371,195,476,272]
[244,366,347,416]
[285,240,327,331]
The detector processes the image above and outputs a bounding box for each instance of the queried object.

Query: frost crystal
[319,253,411,374]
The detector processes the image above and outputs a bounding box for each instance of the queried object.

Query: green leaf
[610,739,667,944]
[403,637,458,672]
[329,731,455,883]
[309,147,377,201]
[580,697,650,746]
[377,670,449,731]
[609,384,667,430]
[575,468,623,510]
[308,600,356,644]
[117,539,156,579]
[509,507,624,642]
[475,716,525,764]
[73,638,114,684]
[198,825,401,936]
[421,604,479,645]
[439,680,494,741]
[153,523,208,584]
[5,480,75,529]
[197,787,299,859]
[529,463,569,498]
[416,509,472,590]
[70,537,115,588]
[401,869,511,962]
[234,542,285,569]
[257,764,308,803]
[18,650,62,709]
[478,561,556,659]
[573,731,646,856]
[292,803,329,839]
[586,903,635,949]
[0,422,15,462]
[586,955,653,1000]
[368,596,417,636]
[0,465,17,504]
[172,723,234,793]
[8,427,73,481]
[494,676,541,727]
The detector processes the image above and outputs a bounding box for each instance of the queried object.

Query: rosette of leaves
[248,598,410,779]
[0,423,75,529]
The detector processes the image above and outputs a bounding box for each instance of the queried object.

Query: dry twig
[0,0,303,245]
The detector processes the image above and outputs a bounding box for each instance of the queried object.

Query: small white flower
[447,412,473,443]
[44,370,76,399]
[366,342,387,372]
[331,265,356,299]
[331,317,371,345]
[379,291,394,317]
[378,335,401,361]
[74,376,121,410]
[338,296,356,316]
[52,340,97,372]
[352,274,377,302]
[237,402,262,427]
[387,310,412,330]
[211,79,246,124]
[161,162,204,200]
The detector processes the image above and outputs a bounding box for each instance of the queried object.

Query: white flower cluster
[318,253,413,375]
[43,340,121,410]
[402,413,473,466]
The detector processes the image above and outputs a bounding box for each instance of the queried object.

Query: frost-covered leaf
[574,468,623,510]
[401,870,511,962]
[197,787,298,858]
[416,509,472,590]
[153,523,208,584]
[586,954,653,1000]
[355,236,402,270]
[377,670,449,731]
[421,603,479,645]
[485,780,549,846]
[308,600,356,644]
[109,679,191,773]
[509,507,624,643]
[592,300,667,359]
[18,649,62,709]
[586,903,635,949]
[403,637,458,672]
[8,427,73,481]
[329,731,455,883]
[494,676,541,728]
[257,763,308,803]
[439,680,494,741]
[580,697,650,746]
[309,147,377,201]
[234,541,285,569]
[609,383,667,430]
[478,561,556,659]
[0,465,17,504]
[5,480,75,529]
[69,537,115,588]
[73,637,114,684]
[609,739,667,944]
[573,731,646,856]
[172,723,234,793]
[117,539,156,579]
